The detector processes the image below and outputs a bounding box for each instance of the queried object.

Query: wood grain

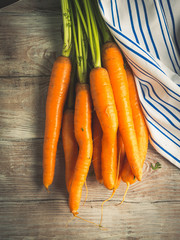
[0,0,180,239]
[0,14,62,77]
[0,201,179,240]
[0,140,179,203]
[0,77,48,139]
[0,0,61,13]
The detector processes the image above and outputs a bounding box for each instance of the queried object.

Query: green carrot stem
[83,0,101,68]
[67,48,76,109]
[61,0,72,57]
[74,0,88,35]
[92,0,112,43]
[83,0,96,67]
[70,0,88,84]
[70,1,79,61]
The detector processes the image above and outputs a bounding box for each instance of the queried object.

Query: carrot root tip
[116,183,130,206]
[82,181,88,207]
[137,174,142,181]
[44,184,50,193]
[72,211,79,216]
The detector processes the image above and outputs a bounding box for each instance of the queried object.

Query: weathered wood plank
[0,0,179,239]
[0,200,179,240]
[0,14,63,77]
[0,139,179,204]
[0,77,48,139]
[0,0,61,13]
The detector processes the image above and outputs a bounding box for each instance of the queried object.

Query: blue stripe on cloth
[140,102,180,142]
[139,82,180,130]
[135,0,150,52]
[125,54,180,100]
[159,0,180,70]
[150,136,180,163]
[140,82,180,121]
[153,0,177,73]
[110,0,115,26]
[114,0,121,30]
[141,0,160,59]
[143,111,180,147]
[127,0,139,43]
[139,78,180,112]
[167,0,180,53]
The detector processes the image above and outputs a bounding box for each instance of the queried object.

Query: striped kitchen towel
[98,0,180,168]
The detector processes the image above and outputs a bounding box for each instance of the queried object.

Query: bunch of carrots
[43,0,149,226]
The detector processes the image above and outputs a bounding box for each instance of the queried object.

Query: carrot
[69,84,93,214]
[102,42,142,181]
[121,66,149,186]
[43,56,72,190]
[83,0,118,190]
[43,0,72,190]
[62,63,78,193]
[90,68,118,190]
[62,109,78,193]
[68,1,93,215]
[92,111,103,184]
[116,131,126,187]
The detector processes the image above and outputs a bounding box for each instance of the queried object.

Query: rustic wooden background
[0,1,180,239]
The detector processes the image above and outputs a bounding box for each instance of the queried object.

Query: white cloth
[98,0,180,167]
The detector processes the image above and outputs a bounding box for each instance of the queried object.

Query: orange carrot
[43,56,72,190]
[81,0,118,190]
[69,84,93,215]
[92,111,103,184]
[62,44,78,193]
[62,109,78,193]
[116,131,126,188]
[43,0,72,190]
[102,42,142,181]
[68,2,93,215]
[121,66,149,185]
[90,68,118,190]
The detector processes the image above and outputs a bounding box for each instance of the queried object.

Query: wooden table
[0,1,180,239]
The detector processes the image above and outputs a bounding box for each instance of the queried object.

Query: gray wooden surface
[0,1,180,239]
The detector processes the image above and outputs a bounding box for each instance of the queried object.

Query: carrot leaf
[61,0,72,57]
[92,0,112,43]
[150,162,161,170]
[67,47,76,109]
[83,0,101,68]
[70,0,88,84]
[74,0,88,35]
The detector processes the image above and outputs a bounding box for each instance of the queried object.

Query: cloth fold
[98,0,180,167]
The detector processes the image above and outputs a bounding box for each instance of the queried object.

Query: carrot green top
[74,0,88,36]
[92,0,112,43]
[61,0,72,58]
[70,0,88,84]
[83,0,101,68]
[67,49,76,109]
